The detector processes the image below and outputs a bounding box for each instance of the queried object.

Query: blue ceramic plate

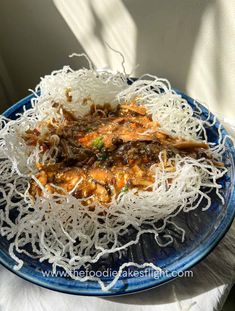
[0,91,235,296]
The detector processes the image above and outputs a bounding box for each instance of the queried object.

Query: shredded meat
[23,101,212,205]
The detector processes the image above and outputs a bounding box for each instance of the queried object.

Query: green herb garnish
[92,136,104,150]
[96,152,107,161]
[121,184,129,193]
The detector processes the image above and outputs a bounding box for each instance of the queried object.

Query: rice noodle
[0,64,229,291]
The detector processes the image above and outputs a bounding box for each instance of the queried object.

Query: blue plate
[0,91,235,296]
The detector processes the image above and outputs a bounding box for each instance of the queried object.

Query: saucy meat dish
[23,101,211,205]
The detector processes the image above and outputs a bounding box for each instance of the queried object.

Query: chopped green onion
[92,136,104,150]
[121,184,129,193]
[96,152,107,161]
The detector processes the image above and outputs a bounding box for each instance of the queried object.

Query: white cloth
[0,221,234,311]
